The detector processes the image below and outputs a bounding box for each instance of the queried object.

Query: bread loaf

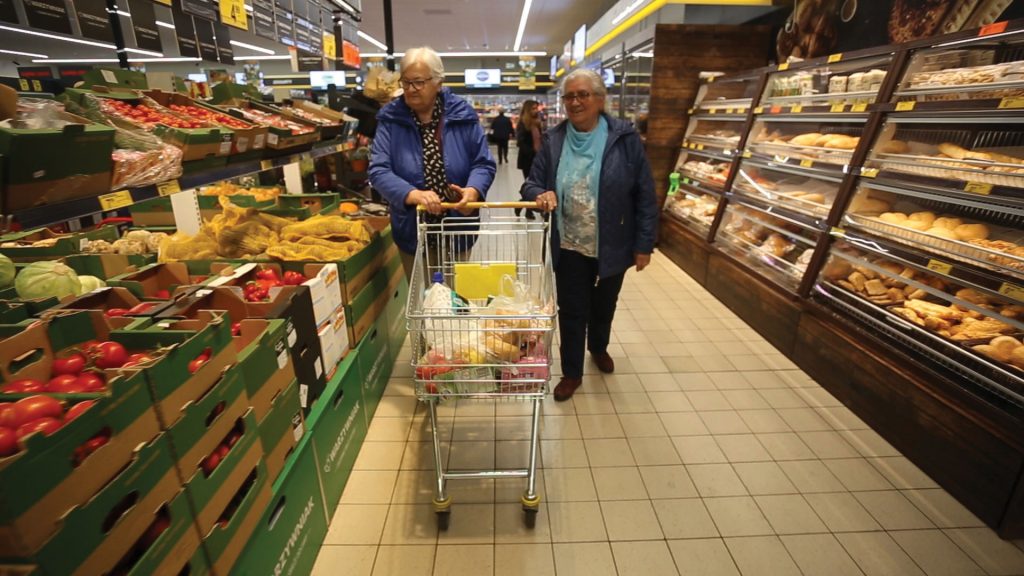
[954,223,990,241]
[790,133,823,146]
[932,216,963,230]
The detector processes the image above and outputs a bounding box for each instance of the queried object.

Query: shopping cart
[407,201,556,529]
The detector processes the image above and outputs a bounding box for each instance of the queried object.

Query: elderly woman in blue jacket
[369,47,497,279]
[523,68,658,401]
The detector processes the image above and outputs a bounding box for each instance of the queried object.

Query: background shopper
[515,99,543,219]
[522,68,658,401]
[490,107,513,165]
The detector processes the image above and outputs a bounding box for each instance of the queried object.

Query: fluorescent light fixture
[124,47,164,57]
[131,57,200,62]
[331,0,357,15]
[230,40,274,54]
[357,30,387,50]
[513,0,533,52]
[156,20,175,29]
[234,54,290,60]
[439,51,546,57]
[612,0,646,24]
[112,10,131,17]
[244,4,253,11]
[1,49,48,58]
[0,24,116,49]
[631,51,653,58]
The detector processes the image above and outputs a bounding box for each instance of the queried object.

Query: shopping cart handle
[417,201,542,211]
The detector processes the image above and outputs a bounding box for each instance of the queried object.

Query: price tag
[17,79,28,91]
[235,136,249,152]
[800,159,814,168]
[778,62,790,71]
[895,101,916,111]
[827,53,843,63]
[156,180,181,196]
[998,97,1024,109]
[830,103,846,113]
[851,102,868,112]
[31,80,42,92]
[707,76,715,83]
[682,178,691,185]
[927,259,953,275]
[101,69,117,83]
[754,106,764,114]
[688,108,695,115]
[791,104,803,113]
[98,190,133,211]
[861,167,879,178]
[979,21,1008,36]
[998,282,1024,301]
[709,108,717,114]
[696,144,704,151]
[219,141,232,155]
[742,150,752,158]
[726,108,735,114]
[964,181,993,195]
[254,134,266,148]
[830,227,845,238]
[770,105,783,114]
[266,133,279,146]
[260,159,273,170]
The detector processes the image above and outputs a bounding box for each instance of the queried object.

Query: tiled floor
[313,161,1024,575]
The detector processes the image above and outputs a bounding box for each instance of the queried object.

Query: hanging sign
[129,0,163,54]
[24,0,73,34]
[214,22,235,64]
[181,0,216,22]
[172,4,200,58]
[0,0,17,23]
[194,18,219,62]
[219,0,247,30]
[252,0,275,40]
[73,0,114,42]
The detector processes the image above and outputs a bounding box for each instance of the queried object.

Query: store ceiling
[357,0,617,53]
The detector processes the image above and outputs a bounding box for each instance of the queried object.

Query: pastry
[904,219,932,231]
[879,140,911,154]
[953,223,990,241]
[865,279,887,296]
[909,212,937,226]
[823,135,859,150]
[849,195,892,214]
[949,317,1014,340]
[791,133,824,146]
[763,233,794,258]
[880,212,908,224]
[938,142,969,160]
[813,134,834,147]
[955,288,990,305]
[990,336,1021,357]
[933,216,963,230]
[926,227,959,240]
[848,271,868,292]
[797,193,826,204]
[1012,347,1024,370]
[974,344,1011,363]
[905,299,965,321]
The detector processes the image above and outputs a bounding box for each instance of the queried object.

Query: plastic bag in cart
[422,279,483,361]
[481,275,551,353]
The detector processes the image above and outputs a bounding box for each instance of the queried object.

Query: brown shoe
[553,377,583,401]
[591,352,615,374]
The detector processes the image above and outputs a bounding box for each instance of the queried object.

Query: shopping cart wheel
[521,493,540,529]
[436,510,451,531]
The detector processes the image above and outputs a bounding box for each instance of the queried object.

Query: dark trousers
[556,249,626,379]
[496,140,509,164]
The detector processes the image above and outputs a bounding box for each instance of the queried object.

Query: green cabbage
[15,261,82,300]
[77,275,107,295]
[0,254,14,288]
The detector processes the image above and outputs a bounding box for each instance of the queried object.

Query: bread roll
[813,134,834,147]
[933,217,963,230]
[798,193,827,204]
[938,142,969,160]
[879,140,910,154]
[908,211,936,226]
[823,135,859,150]
[990,336,1021,357]
[954,223,989,241]
[790,133,823,146]
[974,344,1011,363]
[903,219,932,231]
[926,227,959,240]
[1012,347,1024,370]
[880,212,908,224]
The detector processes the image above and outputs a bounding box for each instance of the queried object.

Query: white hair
[562,68,606,97]
[401,47,445,81]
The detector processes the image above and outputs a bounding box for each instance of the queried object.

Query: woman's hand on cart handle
[407,189,444,215]
[450,184,480,216]
[536,191,557,212]
[418,201,545,211]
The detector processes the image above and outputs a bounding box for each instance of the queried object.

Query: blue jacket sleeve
[521,132,550,201]
[368,120,417,208]
[631,135,659,254]
[464,122,496,199]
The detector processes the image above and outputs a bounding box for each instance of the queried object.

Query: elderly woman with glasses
[369,46,497,279]
[522,68,658,401]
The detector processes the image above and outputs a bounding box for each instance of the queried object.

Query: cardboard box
[82,68,148,90]
[233,435,328,576]
[200,460,272,576]
[305,351,365,512]
[117,489,203,576]
[144,90,269,155]
[357,315,392,425]
[0,313,161,557]
[384,269,410,358]
[216,100,321,151]
[49,286,174,318]
[63,253,157,279]
[282,100,349,140]
[107,262,208,300]
[316,305,349,380]
[0,301,28,325]
[305,264,344,328]
[232,318,295,422]
[346,265,391,348]
[258,380,303,485]
[0,226,119,261]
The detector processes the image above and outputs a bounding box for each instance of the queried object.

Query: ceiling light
[330,0,357,15]
[230,40,274,54]
[156,20,175,29]
[132,57,202,62]
[112,9,131,17]
[0,24,116,49]
[612,0,646,24]
[357,30,387,50]
[124,47,164,57]
[438,51,546,57]
[244,4,253,11]
[513,0,533,52]
[32,58,119,63]
[631,51,653,58]
[234,54,290,60]
[1,49,48,58]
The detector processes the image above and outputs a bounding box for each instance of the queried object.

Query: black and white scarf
[417,96,459,205]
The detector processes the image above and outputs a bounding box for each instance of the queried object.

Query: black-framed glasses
[561,92,592,103]
[401,78,430,91]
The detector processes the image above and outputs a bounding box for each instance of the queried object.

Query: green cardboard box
[358,315,393,422]
[63,253,157,279]
[199,459,272,576]
[82,68,149,90]
[345,265,390,348]
[0,301,28,324]
[119,489,204,576]
[144,89,269,155]
[304,351,365,512]
[107,262,209,300]
[49,286,174,318]
[214,99,321,151]
[232,318,294,423]
[258,379,303,486]
[384,270,409,359]
[0,226,119,261]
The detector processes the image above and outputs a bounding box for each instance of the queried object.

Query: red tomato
[0,427,17,456]
[2,379,46,394]
[199,347,212,360]
[105,308,130,318]
[46,374,90,393]
[140,515,171,548]
[128,302,155,314]
[64,400,96,422]
[154,289,171,299]
[79,434,109,457]
[0,403,16,428]
[11,396,63,428]
[74,372,106,392]
[52,353,87,376]
[226,430,242,447]
[255,268,280,282]
[123,353,154,368]
[201,451,221,475]
[91,341,128,369]
[16,417,63,440]
[231,322,242,336]
[188,356,208,374]
[215,443,230,460]
[79,340,103,356]
[282,271,307,286]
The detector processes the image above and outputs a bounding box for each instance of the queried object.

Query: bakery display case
[663,187,719,236]
[714,201,818,292]
[758,53,893,113]
[744,116,866,176]
[731,158,843,227]
[693,72,761,115]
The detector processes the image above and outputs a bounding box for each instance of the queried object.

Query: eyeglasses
[561,92,592,103]
[401,78,431,91]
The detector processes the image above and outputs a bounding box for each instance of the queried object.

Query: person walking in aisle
[368,47,497,281]
[490,107,513,165]
[522,68,658,402]
[515,99,543,219]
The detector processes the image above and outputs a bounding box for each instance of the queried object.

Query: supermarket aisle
[312,161,1024,576]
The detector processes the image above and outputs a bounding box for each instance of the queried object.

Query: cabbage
[77,275,107,295]
[15,261,82,300]
[0,254,14,288]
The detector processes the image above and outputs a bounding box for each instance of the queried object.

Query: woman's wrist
[405,189,421,206]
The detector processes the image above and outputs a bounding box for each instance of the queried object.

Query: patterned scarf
[417,95,459,204]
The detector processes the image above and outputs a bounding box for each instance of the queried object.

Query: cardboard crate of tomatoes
[143,90,269,157]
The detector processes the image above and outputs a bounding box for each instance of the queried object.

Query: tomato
[139,514,171,548]
[74,372,106,392]
[226,430,242,447]
[10,396,63,428]
[91,341,128,369]
[16,417,63,440]
[52,353,87,376]
[188,356,208,374]
[128,302,155,315]
[255,268,280,282]
[282,271,306,286]
[0,403,16,428]
[215,443,230,460]
[46,374,90,393]
[154,289,171,299]
[231,322,242,337]
[201,451,221,475]
[64,400,96,422]
[2,379,46,394]
[105,308,130,318]
[79,340,103,356]
[123,353,154,368]
[78,433,109,458]
[0,427,17,457]
[199,347,212,360]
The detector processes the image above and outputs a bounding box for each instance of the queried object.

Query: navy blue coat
[522,114,658,279]
[369,88,496,254]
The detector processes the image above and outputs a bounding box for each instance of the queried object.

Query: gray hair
[562,68,606,97]
[401,47,445,81]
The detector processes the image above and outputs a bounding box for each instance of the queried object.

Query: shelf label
[861,167,879,178]
[998,97,1024,109]
[726,108,735,114]
[707,76,716,83]
[754,106,764,114]
[791,104,803,113]
[830,227,845,238]
[770,105,783,114]
[98,190,133,211]
[851,102,868,112]
[697,144,704,151]
[156,180,181,196]
[830,103,846,113]
[778,62,790,71]
[964,181,993,195]
[682,178,691,185]
[17,79,28,91]
[742,150,752,158]
[979,21,1008,36]
[999,282,1024,301]
[688,108,695,115]
[927,259,953,275]
[260,159,273,170]
[895,101,916,111]
[31,80,42,92]
[799,159,814,168]
[827,53,843,63]
[738,108,747,114]
[709,108,717,114]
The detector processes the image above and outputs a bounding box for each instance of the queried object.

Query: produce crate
[0,312,161,557]
[257,379,303,485]
[0,226,119,261]
[282,99,350,140]
[358,315,393,423]
[346,265,391,348]
[129,193,277,227]
[383,265,410,358]
[0,110,115,213]
[181,409,263,536]
[0,293,60,320]
[199,460,272,576]
[0,301,28,325]
[63,253,157,279]
[106,262,208,300]
[82,68,148,90]
[233,434,328,576]
[217,100,321,151]
[109,489,204,576]
[304,351,365,513]
[259,193,340,220]
[207,262,342,329]
[143,90,269,156]
[232,318,295,422]
[49,286,174,318]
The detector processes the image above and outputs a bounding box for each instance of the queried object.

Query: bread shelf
[680,143,735,163]
[742,148,852,180]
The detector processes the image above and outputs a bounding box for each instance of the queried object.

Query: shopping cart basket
[407,202,556,529]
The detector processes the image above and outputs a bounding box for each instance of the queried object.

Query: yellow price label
[219,0,248,30]
[964,181,993,195]
[17,79,28,91]
[896,101,916,111]
[709,108,717,114]
[156,180,181,196]
[861,167,879,178]
[851,102,868,112]
[998,97,1024,109]
[998,282,1024,301]
[830,227,846,237]
[742,150,752,158]
[791,104,803,113]
[800,159,814,168]
[778,62,790,71]
[927,259,953,275]
[697,144,704,151]
[31,80,42,92]
[260,159,273,170]
[726,108,735,114]
[830,103,846,113]
[98,190,133,211]
[754,106,764,114]
[707,76,715,83]
[827,53,843,63]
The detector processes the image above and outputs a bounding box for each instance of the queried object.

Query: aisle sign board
[572,24,586,63]
[24,0,73,34]
[0,0,17,23]
[172,5,200,58]
[194,18,220,62]
[181,0,216,22]
[275,8,295,46]
[129,0,163,54]
[73,0,114,42]
[293,48,323,72]
[252,0,275,40]
[341,40,359,68]
[57,65,90,85]
[219,0,248,30]
[214,22,235,64]
[17,66,54,80]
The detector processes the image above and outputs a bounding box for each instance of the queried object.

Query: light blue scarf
[556,116,608,256]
